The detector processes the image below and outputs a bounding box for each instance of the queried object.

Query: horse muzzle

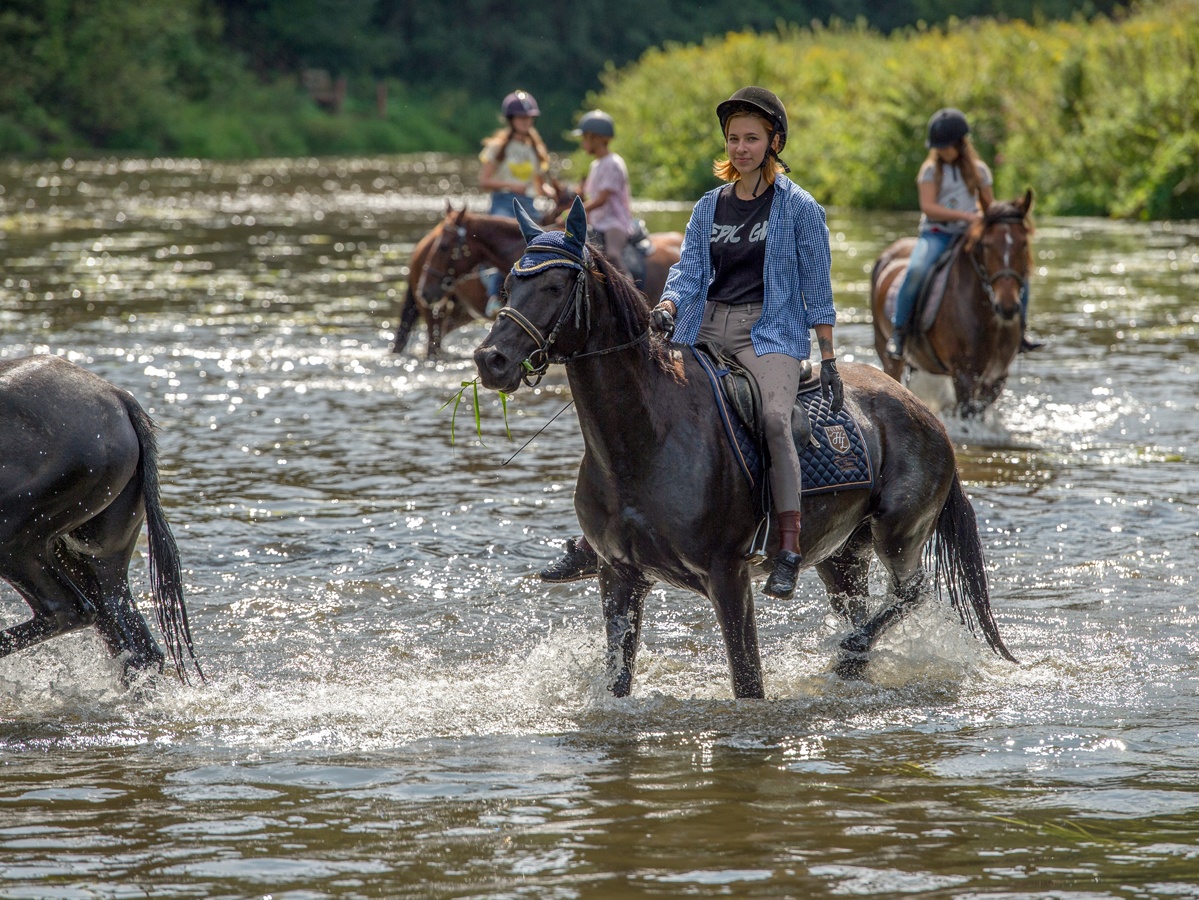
[473,344,523,393]
[991,284,1022,321]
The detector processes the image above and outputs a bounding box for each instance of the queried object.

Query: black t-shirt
[707,182,774,305]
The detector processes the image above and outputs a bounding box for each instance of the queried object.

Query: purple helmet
[502,90,540,118]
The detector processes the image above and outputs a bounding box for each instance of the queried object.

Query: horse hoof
[839,631,871,654]
[834,653,869,681]
[609,672,633,698]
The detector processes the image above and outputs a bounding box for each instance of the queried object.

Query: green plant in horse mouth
[438,377,515,446]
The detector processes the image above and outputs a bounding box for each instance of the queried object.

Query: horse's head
[964,189,1034,320]
[474,196,647,393]
[417,204,471,305]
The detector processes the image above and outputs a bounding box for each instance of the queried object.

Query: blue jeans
[485,192,538,299]
[892,228,955,332]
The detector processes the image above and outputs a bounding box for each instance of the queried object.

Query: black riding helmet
[717,86,788,151]
[926,108,969,148]
[716,86,790,188]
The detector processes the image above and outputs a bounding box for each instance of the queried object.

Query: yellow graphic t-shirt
[480,139,543,196]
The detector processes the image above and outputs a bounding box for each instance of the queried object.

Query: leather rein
[415,222,473,303]
[497,244,649,388]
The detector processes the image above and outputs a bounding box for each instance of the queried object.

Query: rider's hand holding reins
[650,300,676,334]
[821,358,844,414]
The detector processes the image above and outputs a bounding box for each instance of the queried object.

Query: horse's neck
[565,351,669,464]
[950,252,994,320]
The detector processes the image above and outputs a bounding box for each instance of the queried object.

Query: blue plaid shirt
[661,175,836,360]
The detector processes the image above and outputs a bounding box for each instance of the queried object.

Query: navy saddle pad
[691,345,874,496]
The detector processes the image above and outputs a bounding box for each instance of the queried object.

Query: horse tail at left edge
[120,392,205,683]
[930,471,1017,662]
[392,282,421,355]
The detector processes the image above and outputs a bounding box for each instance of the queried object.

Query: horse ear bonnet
[513,196,590,277]
[514,200,544,243]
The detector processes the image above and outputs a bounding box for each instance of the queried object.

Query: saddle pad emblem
[826,424,851,454]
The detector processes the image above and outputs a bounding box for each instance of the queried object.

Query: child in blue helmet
[572,109,634,275]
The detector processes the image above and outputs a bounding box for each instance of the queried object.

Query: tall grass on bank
[592,1,1198,219]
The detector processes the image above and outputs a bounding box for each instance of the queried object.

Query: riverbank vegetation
[1,0,1192,217]
[595,0,1198,218]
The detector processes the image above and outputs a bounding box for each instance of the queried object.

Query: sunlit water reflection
[1,155,1197,898]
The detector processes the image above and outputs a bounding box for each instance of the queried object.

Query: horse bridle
[968,215,1028,307]
[497,245,649,388]
[415,221,473,303]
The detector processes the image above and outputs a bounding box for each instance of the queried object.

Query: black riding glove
[650,303,675,334]
[820,358,844,414]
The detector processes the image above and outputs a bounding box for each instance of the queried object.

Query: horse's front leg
[426,315,443,360]
[951,369,984,418]
[978,375,1007,410]
[599,566,651,698]
[710,564,764,699]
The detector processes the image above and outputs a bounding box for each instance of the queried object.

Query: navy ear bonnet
[512,196,590,276]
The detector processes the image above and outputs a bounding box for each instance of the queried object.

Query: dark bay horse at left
[393,200,683,358]
[0,356,202,683]
[474,198,1014,699]
[391,181,580,358]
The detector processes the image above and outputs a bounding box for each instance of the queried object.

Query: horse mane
[589,247,678,374]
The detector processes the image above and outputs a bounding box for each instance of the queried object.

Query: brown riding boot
[764,511,803,599]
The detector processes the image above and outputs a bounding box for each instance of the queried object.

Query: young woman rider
[539,86,844,601]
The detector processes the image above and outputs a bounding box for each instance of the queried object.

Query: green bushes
[594,2,1199,219]
[0,0,474,160]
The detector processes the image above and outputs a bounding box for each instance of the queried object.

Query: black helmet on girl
[716,86,788,151]
[926,108,969,148]
[502,90,540,118]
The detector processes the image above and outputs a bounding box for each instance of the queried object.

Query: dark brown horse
[473,199,1014,699]
[391,182,579,358]
[0,356,202,682]
[390,224,493,359]
[392,203,683,358]
[871,191,1035,417]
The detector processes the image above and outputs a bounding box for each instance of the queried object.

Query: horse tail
[121,393,205,683]
[930,472,1018,662]
[392,282,421,355]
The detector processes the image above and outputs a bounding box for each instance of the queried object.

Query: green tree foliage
[212,0,1122,145]
[0,0,466,157]
[0,0,225,152]
[4,0,1189,218]
[594,1,1199,219]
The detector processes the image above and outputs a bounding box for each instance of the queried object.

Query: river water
[0,154,1197,898]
